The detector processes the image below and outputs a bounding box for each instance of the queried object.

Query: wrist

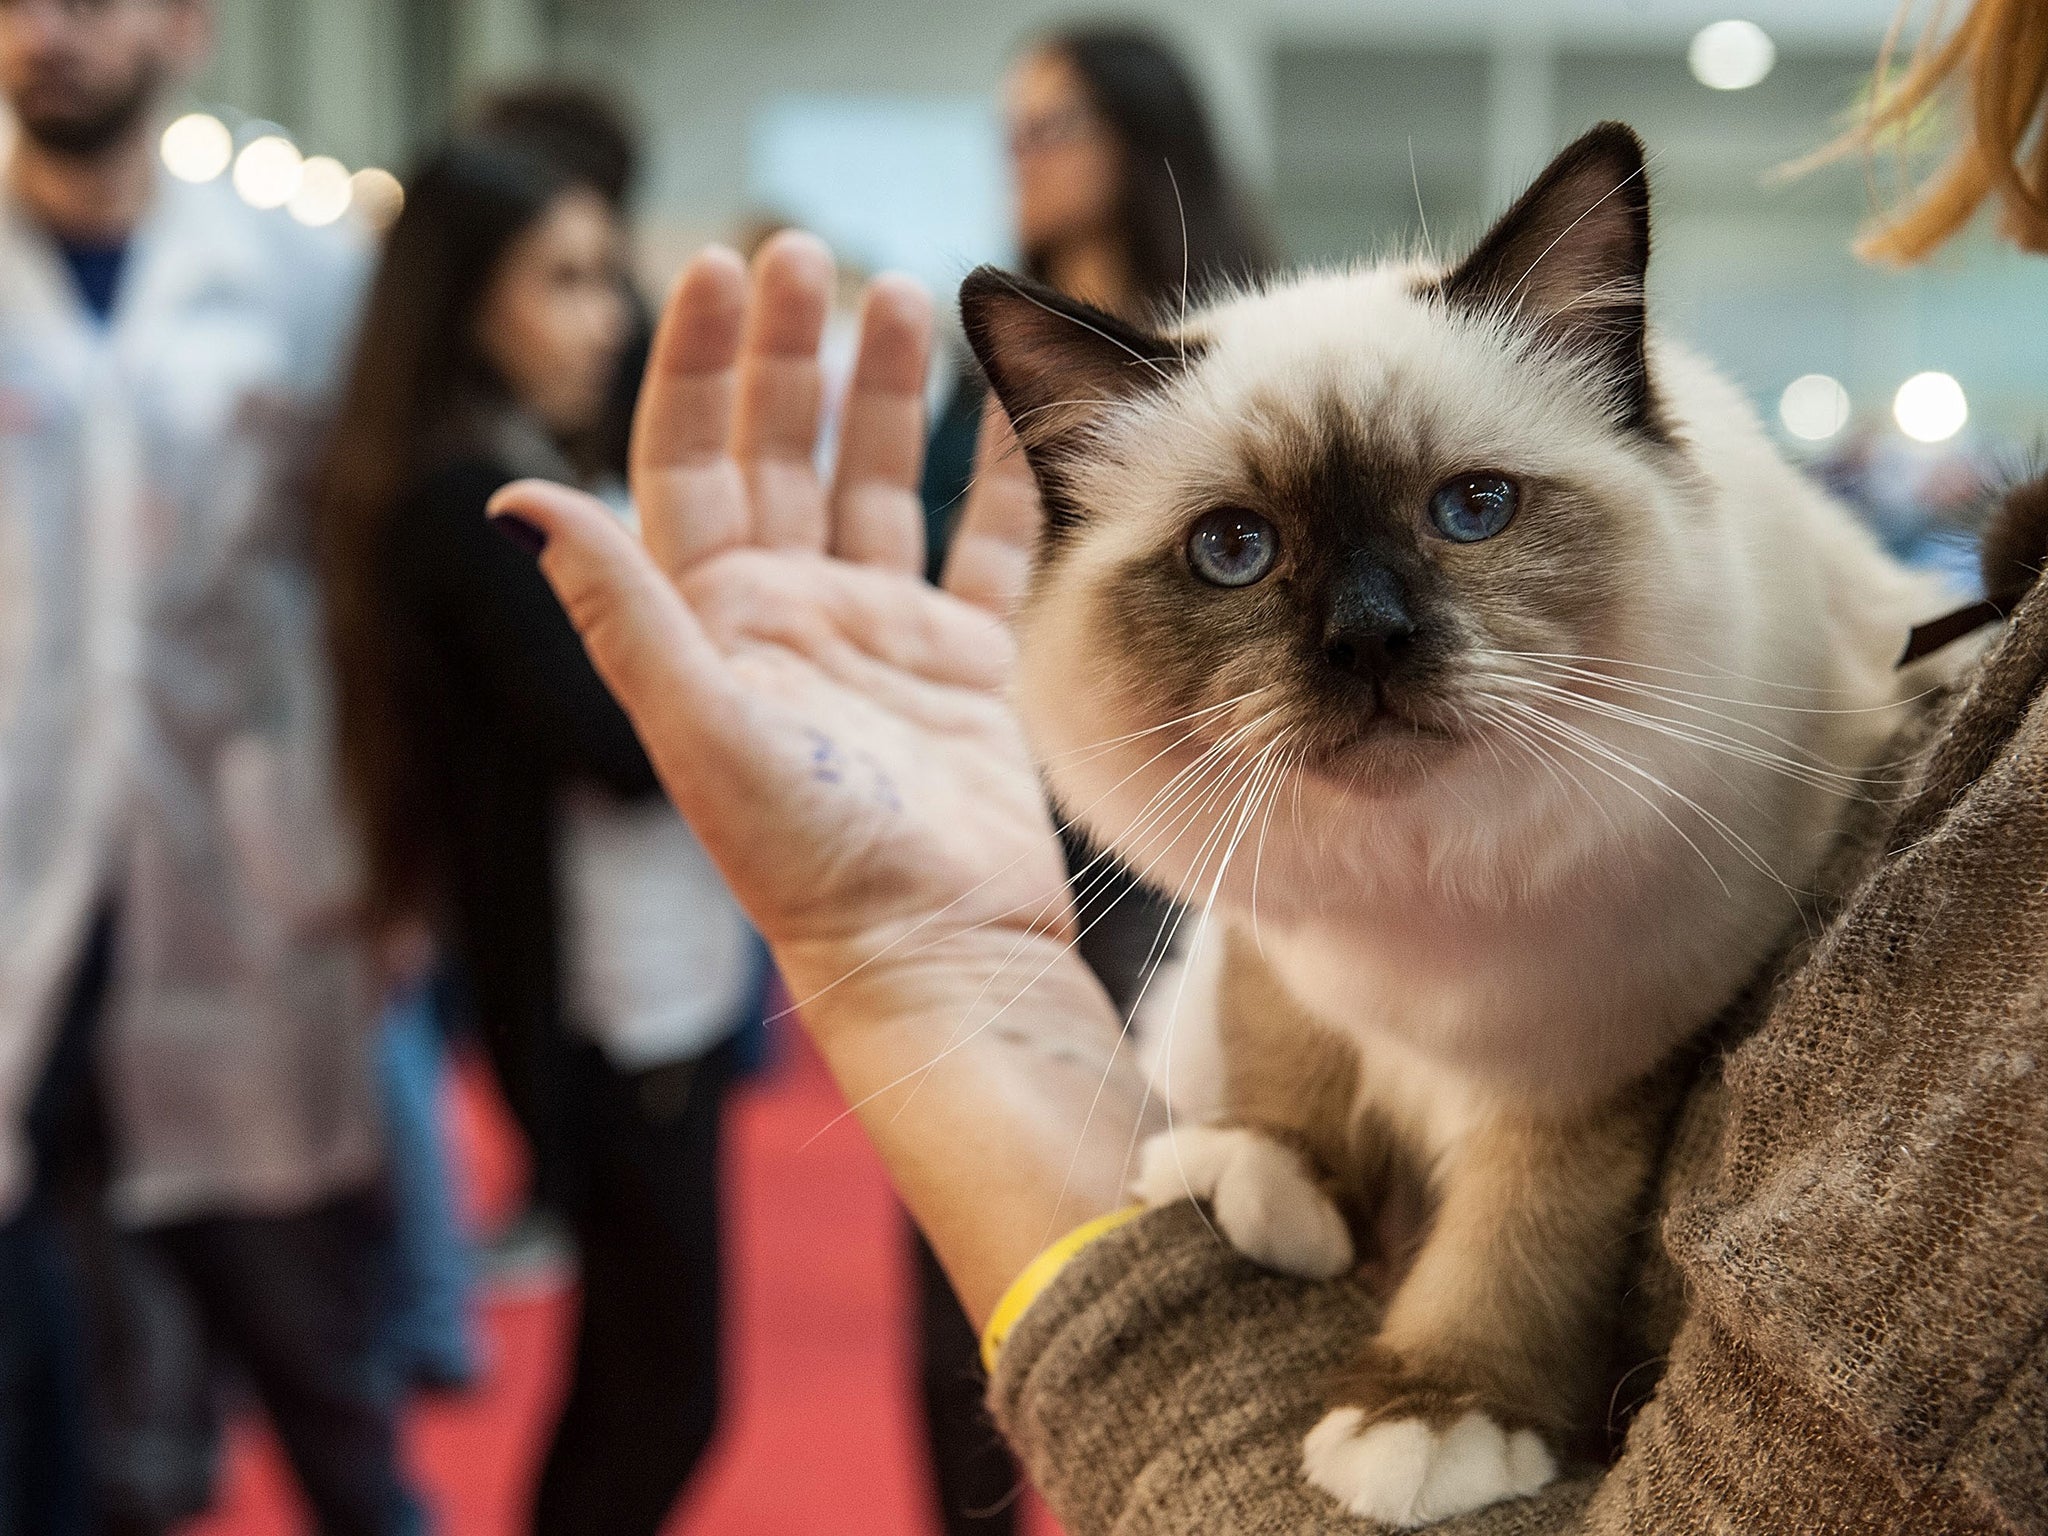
[772,924,1152,1325]
[774,919,1103,1051]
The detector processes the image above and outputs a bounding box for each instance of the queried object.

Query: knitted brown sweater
[990,577,2048,1534]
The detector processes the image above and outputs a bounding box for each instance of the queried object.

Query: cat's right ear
[959,267,1188,524]
[1436,123,1662,439]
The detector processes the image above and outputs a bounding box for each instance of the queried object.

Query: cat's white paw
[1131,1126,1353,1279]
[1302,1407,1556,1528]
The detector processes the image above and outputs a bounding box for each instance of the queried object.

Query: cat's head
[962,123,1726,910]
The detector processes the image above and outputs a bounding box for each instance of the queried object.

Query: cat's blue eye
[1186,508,1279,588]
[1428,474,1520,543]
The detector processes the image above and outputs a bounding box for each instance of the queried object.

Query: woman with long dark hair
[923,25,1275,554]
[912,28,1276,1536]
[1011,24,1274,315]
[317,137,756,1536]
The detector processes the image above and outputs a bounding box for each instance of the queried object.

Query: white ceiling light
[288,156,354,227]
[1689,20,1776,90]
[161,113,233,184]
[1779,374,1851,442]
[1892,371,1968,443]
[233,134,304,210]
[349,167,405,233]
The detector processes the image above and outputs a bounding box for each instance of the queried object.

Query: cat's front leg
[1301,1097,1659,1527]
[1128,931,1371,1280]
[1132,1124,1355,1279]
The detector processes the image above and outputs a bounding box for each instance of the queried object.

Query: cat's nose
[1321,561,1417,680]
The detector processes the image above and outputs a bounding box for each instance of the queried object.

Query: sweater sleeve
[991,1200,2036,1536]
[390,459,657,798]
[990,586,2048,1536]
[987,1205,1601,1535]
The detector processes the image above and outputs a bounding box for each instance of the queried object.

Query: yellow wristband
[981,1205,1145,1374]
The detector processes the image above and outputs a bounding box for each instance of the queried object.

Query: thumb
[487,479,733,748]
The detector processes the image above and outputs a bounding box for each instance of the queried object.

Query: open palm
[493,234,1071,1009]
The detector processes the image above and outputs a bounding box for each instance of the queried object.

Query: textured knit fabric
[990,575,2048,1534]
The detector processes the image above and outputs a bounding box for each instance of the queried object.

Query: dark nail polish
[492,513,547,557]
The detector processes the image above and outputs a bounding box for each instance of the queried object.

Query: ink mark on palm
[807,728,902,814]
[807,728,846,785]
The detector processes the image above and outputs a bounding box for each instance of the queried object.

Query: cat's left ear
[959,267,1191,529]
[1438,122,1662,438]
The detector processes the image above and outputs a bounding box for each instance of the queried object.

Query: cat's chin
[1296,718,1462,799]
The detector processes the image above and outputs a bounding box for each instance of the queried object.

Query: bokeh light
[233,134,304,210]
[161,113,234,184]
[1892,371,1968,443]
[1778,374,1851,442]
[349,167,406,233]
[1688,21,1776,90]
[289,156,354,227]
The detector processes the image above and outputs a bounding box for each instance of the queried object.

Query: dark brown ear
[1437,122,1661,438]
[1981,469,2048,614]
[958,266,1191,531]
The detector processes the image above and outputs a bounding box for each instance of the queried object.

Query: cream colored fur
[1021,265,1953,1113]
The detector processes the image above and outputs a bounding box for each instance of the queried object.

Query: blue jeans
[377,978,480,1389]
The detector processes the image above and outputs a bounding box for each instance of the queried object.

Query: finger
[733,229,835,550]
[828,273,934,575]
[486,480,738,768]
[632,246,752,577]
[941,398,1044,617]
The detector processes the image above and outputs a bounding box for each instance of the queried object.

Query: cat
[959,123,1966,1526]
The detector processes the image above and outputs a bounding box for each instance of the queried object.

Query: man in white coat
[0,2,414,1531]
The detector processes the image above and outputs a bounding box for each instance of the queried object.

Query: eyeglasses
[1005,105,1101,161]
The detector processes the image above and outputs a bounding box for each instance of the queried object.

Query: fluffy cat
[959,123,1964,1526]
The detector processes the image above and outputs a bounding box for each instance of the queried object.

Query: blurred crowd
[0,2,1994,1536]
[0,5,1232,1535]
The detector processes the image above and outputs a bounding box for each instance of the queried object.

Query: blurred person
[316,136,762,1536]
[0,0,167,1520]
[475,80,649,482]
[1009,25,1273,319]
[0,2,413,1534]
[371,73,662,1383]
[475,78,640,211]
[912,25,1276,1536]
[372,81,664,1392]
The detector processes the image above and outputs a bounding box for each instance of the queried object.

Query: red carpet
[186,1030,1058,1536]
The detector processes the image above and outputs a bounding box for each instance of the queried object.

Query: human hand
[490,234,1076,1030]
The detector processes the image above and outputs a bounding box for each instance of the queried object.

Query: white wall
[556,0,1904,246]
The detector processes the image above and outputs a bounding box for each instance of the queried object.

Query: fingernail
[491,513,547,557]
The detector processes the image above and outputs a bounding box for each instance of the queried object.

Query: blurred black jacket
[381,453,657,1200]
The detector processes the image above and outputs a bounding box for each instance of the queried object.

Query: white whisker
[1489,696,1736,897]
[854,712,1287,1140]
